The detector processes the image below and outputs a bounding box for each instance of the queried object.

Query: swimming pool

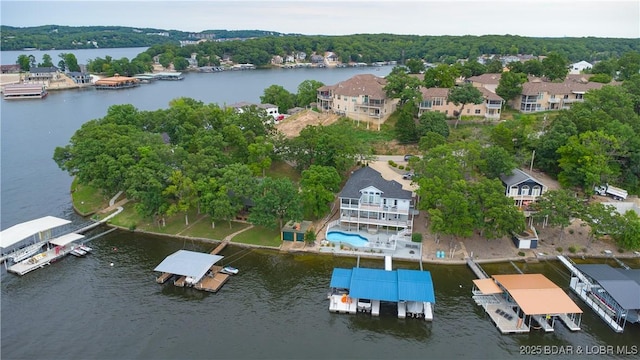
[326,231,369,247]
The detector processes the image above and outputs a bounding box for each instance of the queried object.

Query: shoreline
[97,221,640,266]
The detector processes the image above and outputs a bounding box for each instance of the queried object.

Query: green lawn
[232,225,281,247]
[71,179,110,216]
[108,204,144,230]
[181,219,251,241]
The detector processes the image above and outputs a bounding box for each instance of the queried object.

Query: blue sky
[2,1,638,38]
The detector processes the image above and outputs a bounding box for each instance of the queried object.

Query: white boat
[221,266,239,275]
[70,248,87,257]
[79,245,93,253]
[10,242,45,263]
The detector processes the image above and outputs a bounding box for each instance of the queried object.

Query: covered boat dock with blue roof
[328,267,435,320]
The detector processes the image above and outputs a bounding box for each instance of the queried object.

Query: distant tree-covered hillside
[0,25,291,51]
[143,33,640,67]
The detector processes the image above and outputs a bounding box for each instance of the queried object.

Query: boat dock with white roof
[1,216,88,276]
[154,250,231,292]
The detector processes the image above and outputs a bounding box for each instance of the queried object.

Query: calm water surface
[1,48,639,359]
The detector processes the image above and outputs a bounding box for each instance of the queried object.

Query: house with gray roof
[499,168,547,208]
[337,166,415,234]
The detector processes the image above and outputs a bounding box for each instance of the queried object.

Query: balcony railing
[340,214,409,228]
[343,203,410,215]
[484,102,502,109]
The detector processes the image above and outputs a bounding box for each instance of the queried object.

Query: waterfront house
[67,71,92,84]
[334,166,415,236]
[499,168,547,208]
[310,54,324,64]
[1,64,21,74]
[25,66,59,83]
[417,86,504,120]
[317,74,397,125]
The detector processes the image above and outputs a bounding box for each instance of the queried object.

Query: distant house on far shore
[1,64,21,74]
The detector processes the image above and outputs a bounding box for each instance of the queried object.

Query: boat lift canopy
[49,233,85,247]
[576,264,640,310]
[493,274,582,315]
[472,278,503,295]
[0,216,71,249]
[330,267,436,303]
[154,250,223,283]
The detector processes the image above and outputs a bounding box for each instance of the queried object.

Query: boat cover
[154,250,223,283]
[1,216,71,249]
[49,233,85,246]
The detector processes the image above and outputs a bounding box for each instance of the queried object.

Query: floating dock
[3,83,48,100]
[328,256,435,320]
[469,258,582,334]
[557,255,640,333]
[154,250,232,293]
[1,216,92,276]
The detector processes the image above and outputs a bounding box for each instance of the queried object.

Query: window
[521,185,530,196]
[433,98,443,106]
[467,109,470,113]
[475,109,481,114]
[532,185,541,196]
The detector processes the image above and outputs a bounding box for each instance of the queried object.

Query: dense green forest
[143,33,640,67]
[3,25,638,66]
[0,25,289,51]
[53,72,640,248]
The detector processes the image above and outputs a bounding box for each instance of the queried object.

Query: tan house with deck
[417,86,504,120]
[317,74,397,127]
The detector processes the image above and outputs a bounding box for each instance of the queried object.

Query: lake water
[1,48,639,360]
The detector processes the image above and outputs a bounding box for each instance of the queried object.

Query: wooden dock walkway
[466,258,489,279]
[210,240,228,255]
[195,272,230,292]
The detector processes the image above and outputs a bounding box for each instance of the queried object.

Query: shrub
[128,224,137,231]
[398,165,405,170]
[405,167,411,171]
[618,248,625,253]
[581,247,588,253]
[411,233,423,242]
[305,228,316,243]
[518,251,525,257]
[388,160,397,167]
[555,246,563,253]
[569,229,574,235]
[568,245,577,253]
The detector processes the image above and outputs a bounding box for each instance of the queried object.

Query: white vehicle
[595,184,628,201]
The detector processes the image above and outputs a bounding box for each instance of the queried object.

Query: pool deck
[320,227,421,261]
